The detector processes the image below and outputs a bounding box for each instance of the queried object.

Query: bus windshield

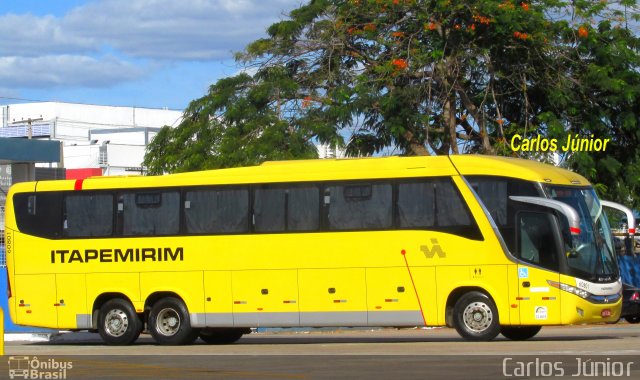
[545,186,617,282]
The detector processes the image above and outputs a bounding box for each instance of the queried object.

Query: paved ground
[2,324,639,379]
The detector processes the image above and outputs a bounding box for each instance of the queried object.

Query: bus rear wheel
[500,326,542,340]
[98,298,142,345]
[453,291,500,341]
[199,328,249,344]
[148,297,199,345]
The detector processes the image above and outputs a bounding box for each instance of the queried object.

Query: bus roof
[450,155,589,186]
[21,155,589,192]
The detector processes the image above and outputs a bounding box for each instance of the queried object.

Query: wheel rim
[462,301,494,333]
[155,307,181,336]
[104,309,129,337]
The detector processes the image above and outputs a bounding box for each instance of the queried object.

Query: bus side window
[287,186,320,232]
[252,185,320,233]
[120,191,180,236]
[63,193,114,237]
[13,192,62,239]
[433,179,472,227]
[327,183,392,230]
[253,187,286,232]
[397,179,480,240]
[185,188,249,234]
[397,182,435,228]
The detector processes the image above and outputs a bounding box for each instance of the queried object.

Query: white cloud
[0,14,95,57]
[0,0,300,60]
[0,0,301,90]
[0,55,144,88]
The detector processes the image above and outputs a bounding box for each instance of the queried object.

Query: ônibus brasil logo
[8,356,72,379]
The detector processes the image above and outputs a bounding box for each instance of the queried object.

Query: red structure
[66,168,102,180]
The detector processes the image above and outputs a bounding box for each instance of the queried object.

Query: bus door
[513,210,563,325]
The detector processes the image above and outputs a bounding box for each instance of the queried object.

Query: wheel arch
[445,286,499,328]
[92,292,139,329]
[144,291,186,320]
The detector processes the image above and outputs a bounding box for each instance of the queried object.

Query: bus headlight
[548,280,590,299]
[547,280,622,304]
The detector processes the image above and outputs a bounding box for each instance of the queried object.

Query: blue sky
[0,0,300,110]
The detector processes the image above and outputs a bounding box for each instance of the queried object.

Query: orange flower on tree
[520,2,529,11]
[472,15,492,25]
[578,26,588,38]
[392,58,408,70]
[426,22,438,31]
[302,96,312,108]
[363,23,376,32]
[513,31,529,40]
[392,31,405,38]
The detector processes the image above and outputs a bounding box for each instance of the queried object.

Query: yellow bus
[4,155,624,345]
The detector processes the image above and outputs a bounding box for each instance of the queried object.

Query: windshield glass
[545,186,617,282]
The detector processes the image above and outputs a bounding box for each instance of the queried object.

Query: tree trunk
[444,93,459,154]
[403,130,430,156]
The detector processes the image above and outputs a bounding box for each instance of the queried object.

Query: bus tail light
[631,292,639,302]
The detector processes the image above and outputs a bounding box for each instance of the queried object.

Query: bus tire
[500,325,542,340]
[98,298,142,345]
[625,316,640,324]
[199,328,248,344]
[148,297,199,345]
[453,291,500,341]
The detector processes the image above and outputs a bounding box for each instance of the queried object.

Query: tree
[561,18,640,208]
[143,70,318,175]
[238,0,636,155]
[144,0,640,208]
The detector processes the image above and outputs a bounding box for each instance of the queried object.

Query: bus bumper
[561,296,622,324]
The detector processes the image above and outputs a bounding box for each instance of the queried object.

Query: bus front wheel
[453,291,501,341]
[500,325,542,340]
[98,298,143,345]
[148,297,199,345]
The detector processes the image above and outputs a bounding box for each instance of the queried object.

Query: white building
[0,102,183,176]
[316,143,346,159]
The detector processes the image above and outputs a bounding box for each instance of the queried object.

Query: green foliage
[143,73,318,175]
[144,0,640,209]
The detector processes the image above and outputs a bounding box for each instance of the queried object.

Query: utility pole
[26,117,43,139]
[10,117,43,139]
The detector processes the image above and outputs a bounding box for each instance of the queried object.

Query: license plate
[601,309,612,317]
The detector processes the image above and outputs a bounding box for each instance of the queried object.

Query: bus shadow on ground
[25,331,624,346]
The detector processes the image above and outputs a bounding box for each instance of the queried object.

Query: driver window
[517,211,559,271]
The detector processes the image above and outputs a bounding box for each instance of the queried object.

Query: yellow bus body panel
[13,274,58,328]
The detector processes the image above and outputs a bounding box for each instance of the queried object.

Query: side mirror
[510,196,583,258]
[600,200,636,238]
[601,200,635,256]
[509,196,581,235]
